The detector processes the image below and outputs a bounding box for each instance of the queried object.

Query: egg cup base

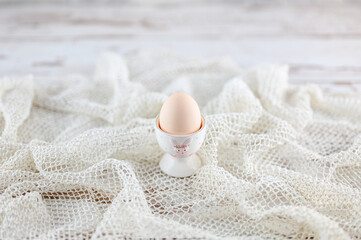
[159,153,201,178]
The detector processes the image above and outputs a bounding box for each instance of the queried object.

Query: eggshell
[159,93,202,135]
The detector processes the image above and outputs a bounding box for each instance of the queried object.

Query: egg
[159,92,202,135]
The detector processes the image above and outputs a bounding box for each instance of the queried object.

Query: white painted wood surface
[0,1,360,93]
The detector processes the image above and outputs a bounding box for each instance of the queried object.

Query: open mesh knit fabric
[0,50,360,240]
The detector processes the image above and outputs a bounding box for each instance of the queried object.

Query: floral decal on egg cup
[171,138,192,157]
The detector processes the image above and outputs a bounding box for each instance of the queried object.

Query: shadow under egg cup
[155,116,206,177]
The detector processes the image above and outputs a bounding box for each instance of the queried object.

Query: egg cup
[155,116,206,177]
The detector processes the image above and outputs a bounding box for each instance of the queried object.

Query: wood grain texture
[0,1,361,93]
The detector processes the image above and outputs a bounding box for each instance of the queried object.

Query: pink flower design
[171,138,192,157]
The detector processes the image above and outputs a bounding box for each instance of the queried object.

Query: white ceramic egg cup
[155,116,206,177]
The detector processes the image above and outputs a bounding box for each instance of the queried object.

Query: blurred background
[0,0,360,93]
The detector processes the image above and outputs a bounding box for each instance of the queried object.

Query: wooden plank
[1,4,361,39]
[0,3,360,92]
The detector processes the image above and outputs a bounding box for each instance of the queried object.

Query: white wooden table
[1,1,361,93]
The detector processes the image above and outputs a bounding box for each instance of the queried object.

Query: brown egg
[159,93,202,135]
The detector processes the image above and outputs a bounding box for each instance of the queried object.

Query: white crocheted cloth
[0,50,360,240]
